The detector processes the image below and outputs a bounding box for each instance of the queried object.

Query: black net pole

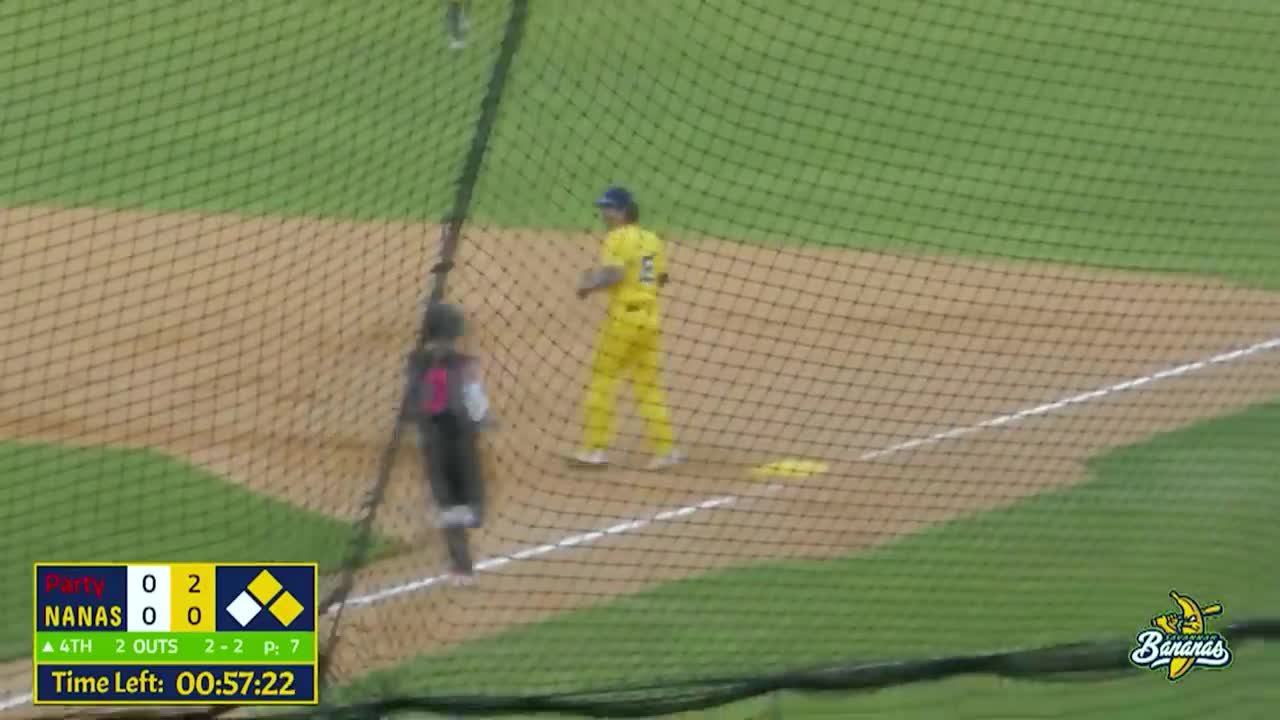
[316,0,531,694]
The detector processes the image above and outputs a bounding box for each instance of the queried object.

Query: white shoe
[646,448,687,471]
[569,449,608,467]
[448,38,467,50]
[436,505,476,528]
[446,571,476,588]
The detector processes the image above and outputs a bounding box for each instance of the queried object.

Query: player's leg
[631,314,681,469]
[452,424,484,528]
[437,424,478,584]
[445,0,467,49]
[576,317,630,464]
[416,420,453,527]
[418,419,475,583]
[441,522,474,585]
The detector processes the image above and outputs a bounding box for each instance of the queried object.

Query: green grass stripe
[2,1,1277,284]
[334,397,1280,715]
[1,440,395,659]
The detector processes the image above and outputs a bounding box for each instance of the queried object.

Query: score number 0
[137,573,160,627]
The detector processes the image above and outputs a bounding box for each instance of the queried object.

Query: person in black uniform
[404,301,493,586]
[445,0,471,50]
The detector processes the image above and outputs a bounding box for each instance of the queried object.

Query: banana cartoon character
[1151,591,1222,680]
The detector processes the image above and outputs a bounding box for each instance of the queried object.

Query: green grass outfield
[0,440,393,659]
[336,399,1280,718]
[2,1,1278,285]
[3,0,1277,713]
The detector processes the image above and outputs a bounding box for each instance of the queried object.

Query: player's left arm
[459,358,497,430]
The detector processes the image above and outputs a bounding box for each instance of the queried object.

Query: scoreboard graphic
[33,563,318,705]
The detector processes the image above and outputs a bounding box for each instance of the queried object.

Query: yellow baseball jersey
[600,224,667,312]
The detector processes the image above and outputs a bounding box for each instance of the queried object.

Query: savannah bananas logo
[1129,591,1232,680]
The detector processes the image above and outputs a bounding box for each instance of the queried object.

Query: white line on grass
[332,334,1280,609]
[3,334,1276,711]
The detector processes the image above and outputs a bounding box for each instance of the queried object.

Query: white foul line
[4,334,1276,710]
[333,334,1280,608]
[861,336,1280,460]
[336,494,741,608]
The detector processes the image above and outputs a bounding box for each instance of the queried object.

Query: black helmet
[423,301,465,340]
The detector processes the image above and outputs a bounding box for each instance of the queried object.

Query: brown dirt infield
[2,205,1279,706]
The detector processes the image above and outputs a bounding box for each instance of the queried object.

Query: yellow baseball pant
[582,305,675,453]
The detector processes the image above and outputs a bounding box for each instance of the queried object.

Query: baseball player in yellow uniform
[571,186,685,470]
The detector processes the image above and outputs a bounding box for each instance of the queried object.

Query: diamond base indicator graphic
[34,563,317,706]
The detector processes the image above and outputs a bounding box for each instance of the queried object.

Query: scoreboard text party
[33,563,318,705]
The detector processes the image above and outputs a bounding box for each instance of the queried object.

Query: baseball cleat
[439,505,476,528]
[432,508,454,528]
[645,448,687,471]
[446,571,476,588]
[568,449,609,467]
[448,38,467,50]
[433,506,475,528]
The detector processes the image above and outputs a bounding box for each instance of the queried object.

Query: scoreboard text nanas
[33,563,318,706]
[42,573,122,628]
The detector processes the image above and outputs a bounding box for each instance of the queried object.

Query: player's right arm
[401,351,428,419]
[577,230,629,298]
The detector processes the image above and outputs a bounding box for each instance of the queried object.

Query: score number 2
[185,573,203,626]
[206,638,244,654]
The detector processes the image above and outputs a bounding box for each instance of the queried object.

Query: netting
[3,0,1279,717]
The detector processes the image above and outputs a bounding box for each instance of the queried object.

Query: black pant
[417,415,483,516]
[416,415,483,574]
[446,0,469,40]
